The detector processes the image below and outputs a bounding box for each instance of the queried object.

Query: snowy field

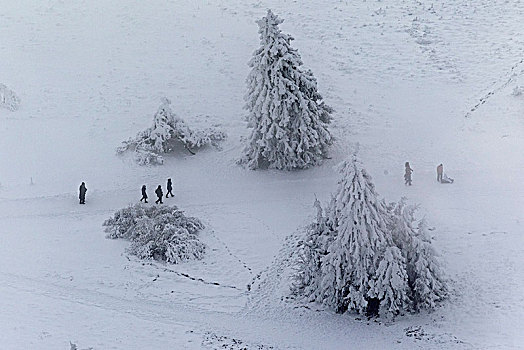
[1,0,523,348]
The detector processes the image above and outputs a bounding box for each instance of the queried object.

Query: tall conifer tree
[240,10,332,170]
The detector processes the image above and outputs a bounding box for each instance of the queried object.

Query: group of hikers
[404,162,454,186]
[140,178,174,204]
[78,178,174,205]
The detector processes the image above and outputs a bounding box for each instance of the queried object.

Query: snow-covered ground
[0,0,522,348]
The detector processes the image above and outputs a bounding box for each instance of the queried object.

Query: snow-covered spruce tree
[117,98,226,165]
[389,200,447,310]
[295,155,410,316]
[292,198,336,298]
[239,9,332,170]
[103,204,206,264]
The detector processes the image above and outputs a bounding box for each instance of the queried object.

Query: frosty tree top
[239,9,333,170]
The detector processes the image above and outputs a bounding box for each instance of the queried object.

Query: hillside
[0,0,522,349]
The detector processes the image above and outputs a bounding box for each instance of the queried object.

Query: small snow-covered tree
[373,245,410,315]
[411,219,447,309]
[292,198,336,298]
[0,83,20,111]
[117,98,226,165]
[103,204,206,264]
[389,200,447,310]
[297,155,409,316]
[239,9,332,170]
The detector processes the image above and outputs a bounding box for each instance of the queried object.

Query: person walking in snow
[404,162,413,186]
[437,163,443,183]
[140,185,148,203]
[79,182,87,204]
[155,185,163,204]
[166,178,174,198]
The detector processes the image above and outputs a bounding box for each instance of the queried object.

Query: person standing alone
[140,185,148,203]
[79,182,87,204]
[404,162,413,186]
[155,185,163,204]
[437,163,443,183]
[166,178,174,198]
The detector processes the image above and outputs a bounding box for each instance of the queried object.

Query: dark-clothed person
[79,182,87,204]
[140,185,148,203]
[155,185,163,204]
[404,162,413,186]
[166,179,174,198]
[437,163,443,183]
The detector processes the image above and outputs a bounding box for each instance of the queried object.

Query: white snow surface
[0,0,522,349]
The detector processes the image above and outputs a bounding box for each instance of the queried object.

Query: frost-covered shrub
[0,83,20,111]
[132,149,165,166]
[512,85,524,96]
[70,342,93,350]
[293,155,447,317]
[103,204,206,264]
[117,98,227,165]
[239,10,332,170]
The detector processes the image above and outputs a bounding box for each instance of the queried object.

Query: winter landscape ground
[0,0,523,349]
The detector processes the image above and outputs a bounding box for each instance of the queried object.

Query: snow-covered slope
[0,0,522,348]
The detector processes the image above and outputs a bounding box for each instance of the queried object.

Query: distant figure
[404,162,413,186]
[166,178,174,198]
[155,185,163,204]
[140,185,148,203]
[79,182,87,204]
[437,163,443,183]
